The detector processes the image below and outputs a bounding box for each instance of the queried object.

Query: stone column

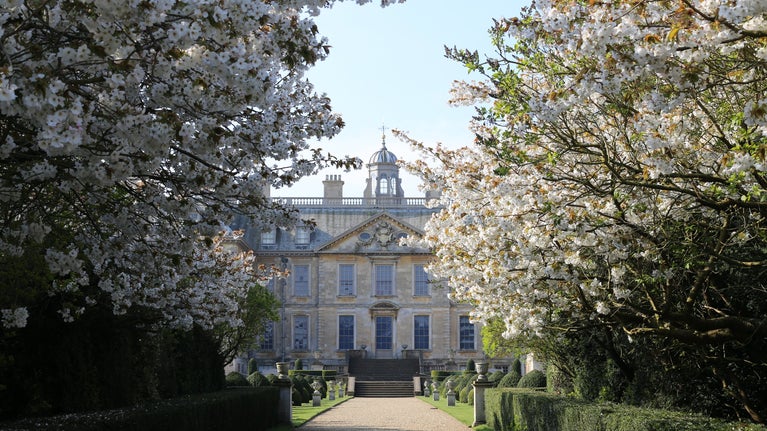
[432,381,439,401]
[274,362,292,425]
[472,380,493,426]
[328,380,336,401]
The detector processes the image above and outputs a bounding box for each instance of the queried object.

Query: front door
[375,316,393,358]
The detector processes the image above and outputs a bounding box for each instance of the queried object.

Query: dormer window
[295,226,311,245]
[261,228,276,246]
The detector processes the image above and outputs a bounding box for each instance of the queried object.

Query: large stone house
[229,136,508,375]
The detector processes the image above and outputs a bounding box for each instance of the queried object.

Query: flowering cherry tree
[0,0,401,332]
[403,0,767,421]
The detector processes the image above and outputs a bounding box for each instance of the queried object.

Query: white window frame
[413,315,430,350]
[295,226,311,245]
[374,263,395,296]
[260,228,276,245]
[338,315,355,350]
[292,264,310,297]
[413,264,430,296]
[293,315,309,351]
[459,315,476,351]
[338,263,356,296]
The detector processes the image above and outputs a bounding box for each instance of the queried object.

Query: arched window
[379,176,389,194]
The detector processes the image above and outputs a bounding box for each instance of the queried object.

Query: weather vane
[380,124,388,146]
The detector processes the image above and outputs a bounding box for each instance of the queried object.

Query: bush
[225,372,248,387]
[460,385,470,404]
[518,370,546,388]
[468,388,475,406]
[498,371,522,388]
[291,387,303,406]
[484,388,767,431]
[247,372,270,387]
[489,370,505,384]
[465,358,476,374]
[247,358,258,375]
[294,358,303,371]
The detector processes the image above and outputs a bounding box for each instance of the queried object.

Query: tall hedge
[485,388,767,431]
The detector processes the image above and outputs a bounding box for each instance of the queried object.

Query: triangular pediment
[317,212,429,254]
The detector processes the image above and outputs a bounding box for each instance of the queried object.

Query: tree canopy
[0,0,401,332]
[402,0,767,422]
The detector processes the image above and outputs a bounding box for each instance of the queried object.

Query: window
[338,264,355,296]
[295,226,310,245]
[374,264,394,296]
[375,316,393,350]
[379,176,389,194]
[413,264,429,296]
[414,315,430,350]
[261,228,276,245]
[338,315,355,350]
[293,264,309,296]
[459,316,475,350]
[259,321,274,350]
[293,315,308,350]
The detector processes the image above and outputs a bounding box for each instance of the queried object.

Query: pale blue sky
[279,0,527,197]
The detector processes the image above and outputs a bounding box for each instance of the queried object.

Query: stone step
[354,381,413,398]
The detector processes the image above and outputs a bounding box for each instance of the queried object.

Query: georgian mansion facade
[228,136,508,375]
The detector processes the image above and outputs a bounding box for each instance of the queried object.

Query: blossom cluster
[404,0,767,343]
[0,0,400,329]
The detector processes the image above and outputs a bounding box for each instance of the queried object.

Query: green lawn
[266,396,351,431]
[417,395,494,431]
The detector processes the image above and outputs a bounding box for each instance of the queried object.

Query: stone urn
[446,378,455,395]
[276,361,290,380]
[475,361,489,382]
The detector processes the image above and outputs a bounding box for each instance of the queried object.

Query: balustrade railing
[272,196,433,208]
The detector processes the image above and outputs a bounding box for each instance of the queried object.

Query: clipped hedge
[485,388,766,431]
[288,370,338,380]
[431,370,462,382]
[1,387,280,431]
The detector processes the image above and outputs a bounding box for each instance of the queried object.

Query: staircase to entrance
[349,358,419,397]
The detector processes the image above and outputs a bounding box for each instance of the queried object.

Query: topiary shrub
[518,369,547,389]
[294,358,303,371]
[247,358,258,375]
[468,388,475,405]
[247,372,270,387]
[459,385,470,403]
[265,373,278,386]
[225,371,249,387]
[489,370,505,384]
[292,387,302,406]
[465,358,476,374]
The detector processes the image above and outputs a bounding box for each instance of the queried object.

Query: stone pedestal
[274,377,293,425]
[328,381,336,401]
[311,379,322,407]
[472,380,493,426]
[446,379,456,407]
[431,382,439,401]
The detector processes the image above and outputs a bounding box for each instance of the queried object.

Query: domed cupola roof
[369,135,397,164]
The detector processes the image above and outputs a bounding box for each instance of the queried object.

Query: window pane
[339,264,355,296]
[295,226,310,244]
[293,264,309,296]
[459,316,475,350]
[375,316,392,350]
[294,316,308,350]
[414,315,429,349]
[261,229,276,245]
[414,264,429,296]
[338,315,355,350]
[259,321,274,350]
[375,264,393,296]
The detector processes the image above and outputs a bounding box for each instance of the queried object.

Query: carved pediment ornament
[357,221,399,249]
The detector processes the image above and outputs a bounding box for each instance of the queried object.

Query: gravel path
[298,397,470,431]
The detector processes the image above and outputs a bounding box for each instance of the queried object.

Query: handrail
[272,197,436,208]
